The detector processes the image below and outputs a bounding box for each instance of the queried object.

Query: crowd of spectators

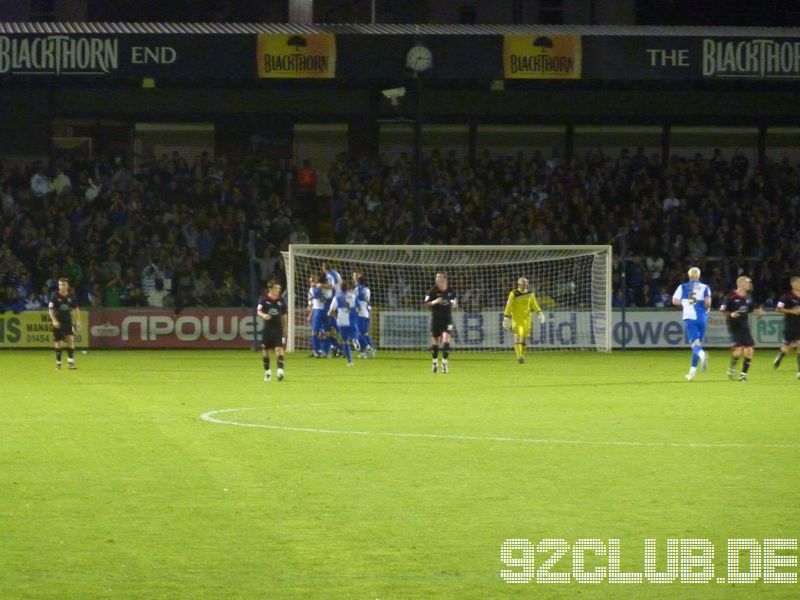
[2,143,799,315]
[0,151,309,313]
[328,146,800,307]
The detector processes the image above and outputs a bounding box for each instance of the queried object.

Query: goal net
[282,245,612,352]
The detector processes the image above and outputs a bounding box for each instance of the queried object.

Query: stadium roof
[0,22,799,36]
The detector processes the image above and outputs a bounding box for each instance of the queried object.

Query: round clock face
[406,45,433,72]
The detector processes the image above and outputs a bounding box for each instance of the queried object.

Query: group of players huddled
[308,261,376,363]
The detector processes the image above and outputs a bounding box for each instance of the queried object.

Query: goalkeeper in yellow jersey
[503,277,545,363]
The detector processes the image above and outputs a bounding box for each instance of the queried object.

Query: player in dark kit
[423,272,457,374]
[48,277,81,370]
[257,280,288,382]
[720,276,762,381]
[773,275,800,379]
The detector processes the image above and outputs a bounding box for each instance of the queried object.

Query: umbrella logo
[533,36,554,52]
[287,35,308,52]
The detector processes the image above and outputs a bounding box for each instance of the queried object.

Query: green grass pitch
[0,348,798,599]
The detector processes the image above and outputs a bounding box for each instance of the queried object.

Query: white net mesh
[282,245,612,352]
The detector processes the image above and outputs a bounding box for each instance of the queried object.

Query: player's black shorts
[261,330,284,350]
[431,319,454,338]
[728,326,754,347]
[52,325,71,342]
[783,324,800,344]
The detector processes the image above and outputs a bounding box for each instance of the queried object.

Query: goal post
[282,245,612,353]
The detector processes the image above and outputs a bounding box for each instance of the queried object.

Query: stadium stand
[1,145,798,312]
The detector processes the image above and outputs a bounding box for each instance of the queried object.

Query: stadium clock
[406,44,433,73]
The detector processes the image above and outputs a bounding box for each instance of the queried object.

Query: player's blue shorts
[684,318,706,344]
[327,315,339,331]
[357,316,370,335]
[310,309,326,334]
[338,324,355,342]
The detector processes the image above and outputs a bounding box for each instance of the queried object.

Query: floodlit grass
[0,348,798,599]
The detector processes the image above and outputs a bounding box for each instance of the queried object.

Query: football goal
[281,245,612,352]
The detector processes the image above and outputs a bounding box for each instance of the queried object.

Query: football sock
[67,349,74,362]
[277,356,284,370]
[742,358,751,374]
[520,341,526,357]
[432,345,439,359]
[343,344,352,363]
[442,343,450,360]
[55,350,62,362]
[730,356,739,369]
[263,357,270,371]
[773,350,784,367]
[691,345,703,367]
[513,343,521,359]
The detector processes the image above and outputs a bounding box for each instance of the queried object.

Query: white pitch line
[200,407,800,450]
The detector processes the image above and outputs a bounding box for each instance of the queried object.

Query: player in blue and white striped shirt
[320,261,343,358]
[328,281,357,366]
[307,274,326,358]
[352,270,376,358]
[672,266,711,381]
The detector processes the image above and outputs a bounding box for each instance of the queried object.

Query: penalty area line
[199,408,800,450]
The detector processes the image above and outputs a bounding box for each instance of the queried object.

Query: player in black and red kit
[720,275,762,381]
[773,275,800,379]
[257,280,288,382]
[48,277,81,370]
[422,272,457,374]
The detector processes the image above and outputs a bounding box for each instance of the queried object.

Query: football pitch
[1,349,798,599]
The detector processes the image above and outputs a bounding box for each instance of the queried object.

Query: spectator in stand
[30,163,53,198]
[87,283,103,307]
[147,279,172,308]
[25,290,44,310]
[2,285,25,313]
[255,245,280,282]
[0,183,14,214]
[141,260,164,299]
[103,273,125,307]
[297,159,318,207]
[52,167,72,196]
[289,222,311,245]
[612,289,626,308]
[214,272,239,306]
[196,227,216,261]
[15,271,33,300]
[194,269,216,304]
[644,246,665,283]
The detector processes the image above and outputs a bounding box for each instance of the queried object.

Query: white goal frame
[282,244,612,353]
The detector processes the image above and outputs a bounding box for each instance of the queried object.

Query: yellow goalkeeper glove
[538,312,546,324]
